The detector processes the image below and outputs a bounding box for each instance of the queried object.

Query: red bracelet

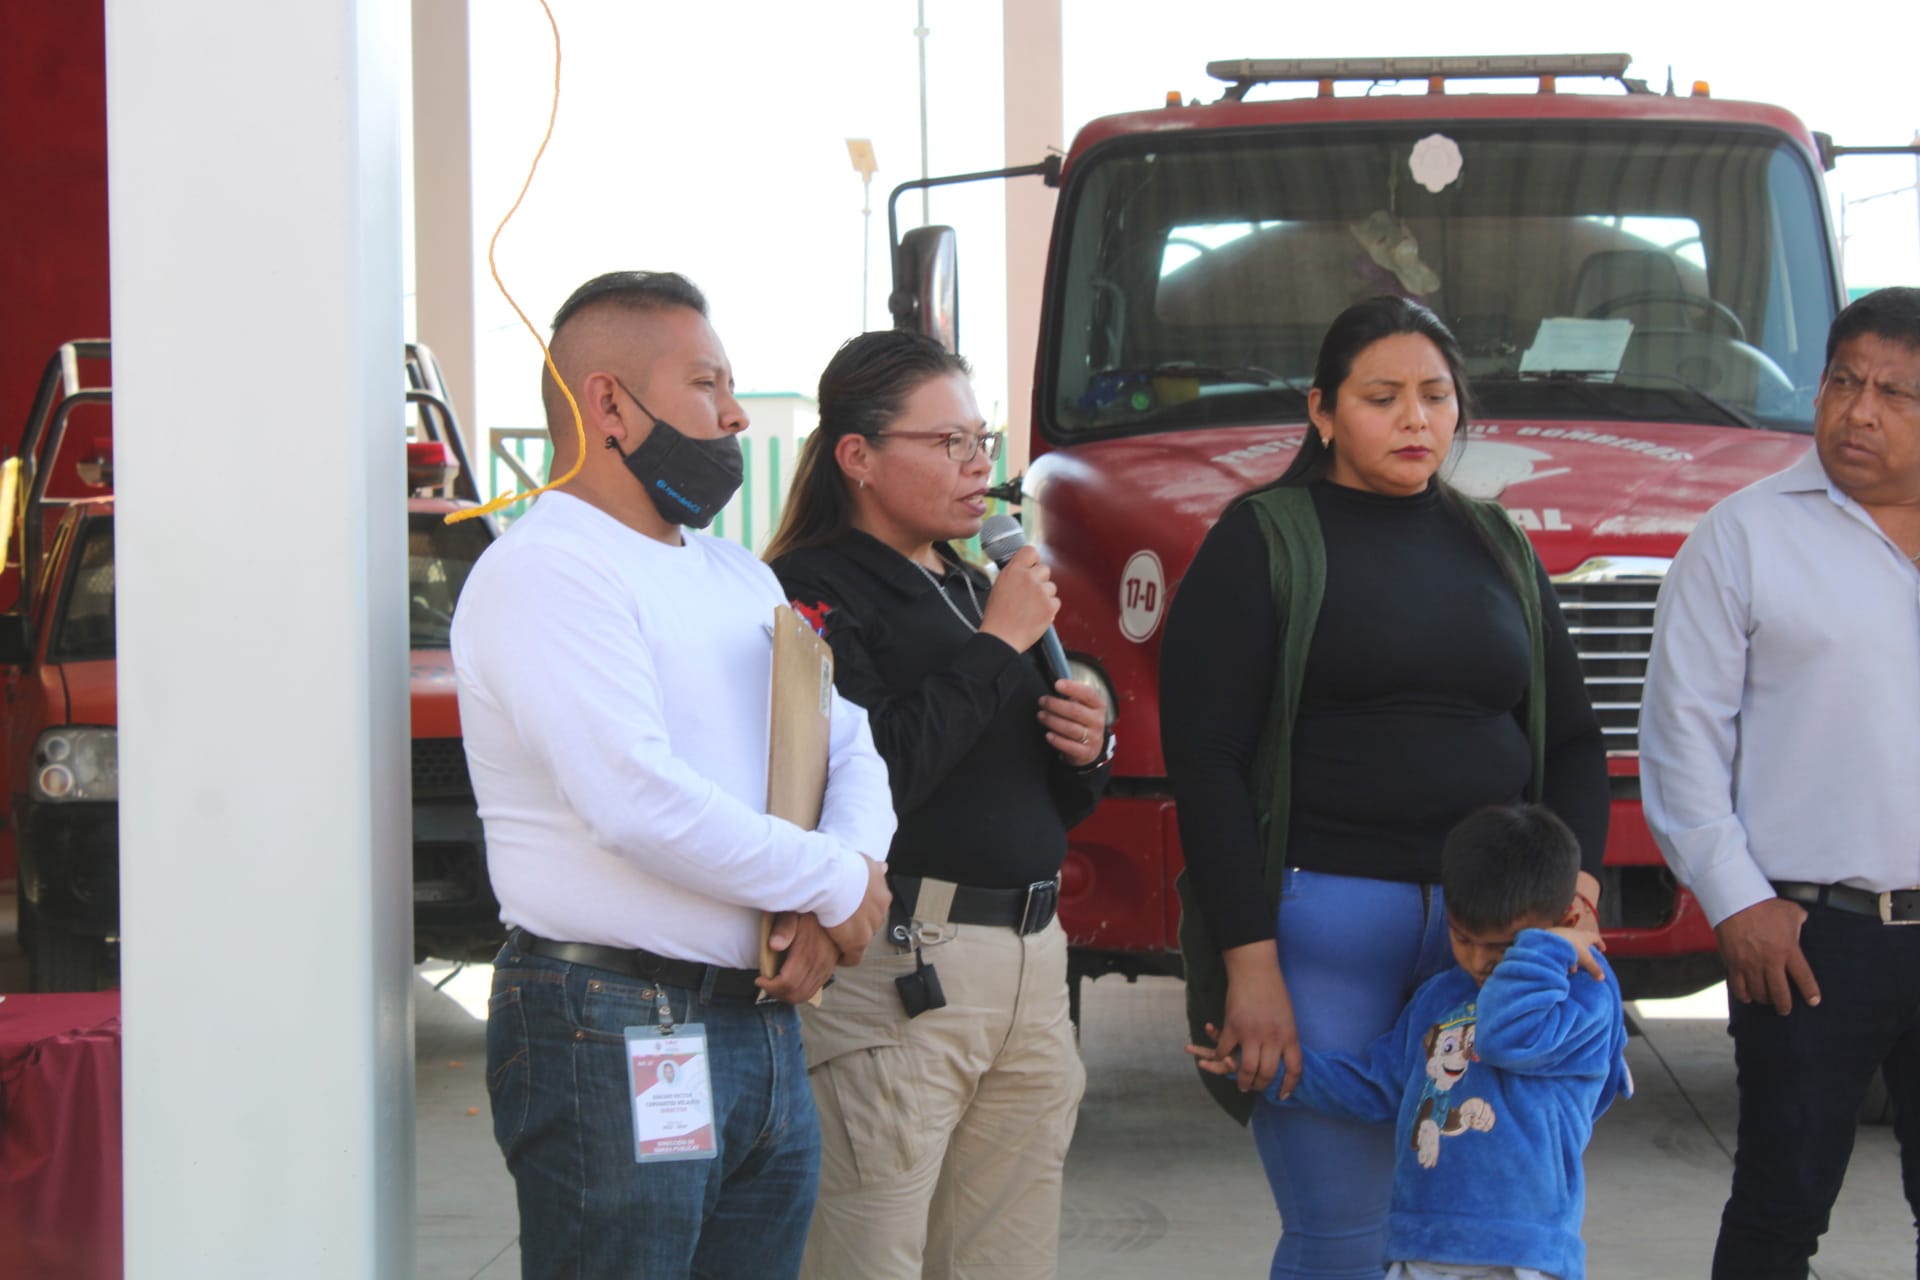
[1575,891,1599,921]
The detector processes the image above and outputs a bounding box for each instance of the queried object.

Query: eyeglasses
[871,429,1005,463]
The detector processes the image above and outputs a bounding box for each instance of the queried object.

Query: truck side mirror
[890,225,960,353]
[0,614,31,667]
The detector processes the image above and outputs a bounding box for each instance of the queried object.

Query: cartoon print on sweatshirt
[1413,1004,1497,1169]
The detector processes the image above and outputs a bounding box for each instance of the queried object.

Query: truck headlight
[1066,657,1119,728]
[32,727,117,802]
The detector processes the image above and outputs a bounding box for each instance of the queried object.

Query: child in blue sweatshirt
[1195,804,1632,1280]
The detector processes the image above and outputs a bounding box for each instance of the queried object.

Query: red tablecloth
[0,992,122,1279]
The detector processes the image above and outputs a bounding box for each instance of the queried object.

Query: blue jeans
[486,941,820,1279]
[1712,903,1920,1279]
[1253,869,1454,1280]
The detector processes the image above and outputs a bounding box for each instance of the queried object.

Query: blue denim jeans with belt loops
[486,939,819,1279]
[1253,868,1455,1280]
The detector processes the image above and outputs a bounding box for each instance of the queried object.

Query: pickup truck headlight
[32,727,118,802]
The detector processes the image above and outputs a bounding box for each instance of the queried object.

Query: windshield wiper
[1482,370,1758,430]
[1620,371,1760,429]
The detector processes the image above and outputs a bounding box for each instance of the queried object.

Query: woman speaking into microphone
[764,329,1110,1280]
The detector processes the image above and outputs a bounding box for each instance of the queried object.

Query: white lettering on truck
[1505,508,1574,532]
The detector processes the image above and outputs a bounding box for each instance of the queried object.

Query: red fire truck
[888,53,1917,1005]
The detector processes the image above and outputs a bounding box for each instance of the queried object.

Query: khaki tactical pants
[798,917,1085,1280]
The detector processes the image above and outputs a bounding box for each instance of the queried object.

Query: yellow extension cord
[445,0,583,525]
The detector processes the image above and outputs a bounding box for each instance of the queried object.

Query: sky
[428,0,1920,474]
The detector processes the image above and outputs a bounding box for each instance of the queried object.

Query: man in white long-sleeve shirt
[1641,286,1920,1279]
[451,271,895,1279]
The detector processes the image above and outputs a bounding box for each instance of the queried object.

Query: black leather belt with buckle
[508,928,766,998]
[1771,880,1920,925]
[888,874,1061,936]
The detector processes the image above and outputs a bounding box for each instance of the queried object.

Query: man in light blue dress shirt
[1641,287,1920,1279]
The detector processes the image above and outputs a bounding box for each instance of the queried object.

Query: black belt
[887,873,1060,936]
[1772,881,1920,925]
[508,928,765,999]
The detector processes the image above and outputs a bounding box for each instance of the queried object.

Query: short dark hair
[1825,286,1920,369]
[550,270,708,334]
[762,330,972,563]
[1441,804,1580,935]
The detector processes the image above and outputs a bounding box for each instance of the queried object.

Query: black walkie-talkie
[895,947,948,1018]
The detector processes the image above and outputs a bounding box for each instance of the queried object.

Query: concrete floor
[409,963,1914,1280]
[3,883,1911,1278]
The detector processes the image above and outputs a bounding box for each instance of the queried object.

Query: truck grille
[412,737,475,800]
[1551,565,1665,754]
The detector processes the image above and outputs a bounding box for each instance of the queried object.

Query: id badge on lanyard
[625,987,718,1163]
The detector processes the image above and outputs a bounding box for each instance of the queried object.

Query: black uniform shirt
[771,529,1107,890]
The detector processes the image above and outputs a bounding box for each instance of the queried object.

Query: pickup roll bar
[406,342,482,503]
[14,343,112,606]
[18,341,110,483]
[7,340,485,613]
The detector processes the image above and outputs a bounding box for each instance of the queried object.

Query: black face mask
[612,380,744,530]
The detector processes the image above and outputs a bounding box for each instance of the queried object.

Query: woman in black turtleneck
[1163,297,1608,1280]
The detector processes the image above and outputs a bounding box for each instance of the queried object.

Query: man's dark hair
[1825,286,1920,368]
[1441,804,1580,934]
[550,270,708,334]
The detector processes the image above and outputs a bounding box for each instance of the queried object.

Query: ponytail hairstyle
[1270,295,1473,488]
[763,330,972,563]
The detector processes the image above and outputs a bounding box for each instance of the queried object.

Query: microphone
[978,513,1072,685]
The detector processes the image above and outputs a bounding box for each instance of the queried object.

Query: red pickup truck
[1,341,500,990]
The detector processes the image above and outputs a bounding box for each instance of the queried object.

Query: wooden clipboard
[762,605,836,999]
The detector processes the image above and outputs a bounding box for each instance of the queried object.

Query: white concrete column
[411,0,479,454]
[106,2,414,1276]
[1002,0,1063,475]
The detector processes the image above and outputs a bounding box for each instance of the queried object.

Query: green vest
[1177,483,1548,1125]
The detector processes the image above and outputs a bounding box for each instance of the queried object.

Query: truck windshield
[408,512,491,650]
[1046,122,1835,438]
[52,519,116,662]
[44,511,493,660]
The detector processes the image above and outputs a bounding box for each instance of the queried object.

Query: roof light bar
[1207,53,1635,97]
